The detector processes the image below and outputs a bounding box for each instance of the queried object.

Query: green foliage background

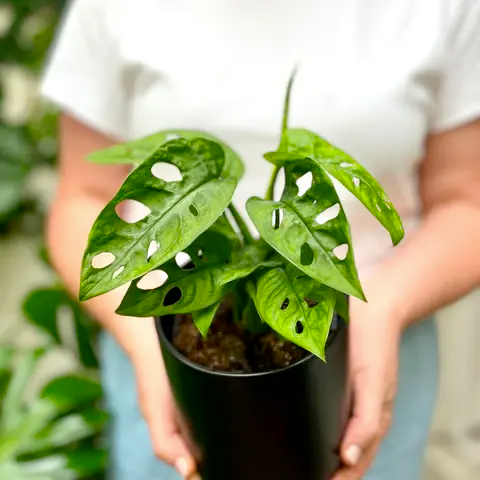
[0,2,108,477]
[0,0,65,233]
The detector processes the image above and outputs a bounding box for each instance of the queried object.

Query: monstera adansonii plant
[79,74,404,361]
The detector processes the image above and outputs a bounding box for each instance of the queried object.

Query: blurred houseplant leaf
[0,125,31,217]
[0,348,107,479]
[23,287,99,369]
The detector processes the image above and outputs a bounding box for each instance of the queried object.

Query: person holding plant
[42,1,480,479]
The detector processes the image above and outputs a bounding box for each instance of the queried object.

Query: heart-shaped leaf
[247,159,365,300]
[251,266,336,359]
[87,129,245,179]
[192,301,221,338]
[277,128,404,245]
[117,246,279,317]
[80,138,237,300]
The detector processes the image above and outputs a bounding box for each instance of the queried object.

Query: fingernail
[189,474,202,480]
[345,444,362,466]
[175,457,189,477]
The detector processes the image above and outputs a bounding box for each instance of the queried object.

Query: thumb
[152,429,197,477]
[147,404,197,477]
[171,439,197,479]
[340,373,382,467]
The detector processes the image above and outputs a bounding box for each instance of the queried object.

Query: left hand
[331,288,403,480]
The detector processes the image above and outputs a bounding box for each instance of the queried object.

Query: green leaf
[40,374,102,410]
[192,302,221,338]
[63,448,107,477]
[335,291,349,322]
[117,258,279,318]
[0,346,13,370]
[264,151,303,166]
[0,347,13,399]
[87,129,245,179]
[23,288,98,368]
[1,349,46,433]
[205,213,242,253]
[118,265,228,317]
[0,400,58,463]
[9,448,107,478]
[116,220,240,318]
[252,267,336,360]
[242,293,269,335]
[18,409,108,455]
[80,138,237,300]
[117,244,279,317]
[0,162,26,217]
[247,159,365,300]
[281,128,404,245]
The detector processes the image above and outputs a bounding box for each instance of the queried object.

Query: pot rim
[155,316,343,379]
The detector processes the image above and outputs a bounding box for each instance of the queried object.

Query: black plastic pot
[156,314,350,480]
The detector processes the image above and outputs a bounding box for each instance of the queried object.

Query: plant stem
[228,204,254,245]
[265,165,281,201]
[265,69,296,201]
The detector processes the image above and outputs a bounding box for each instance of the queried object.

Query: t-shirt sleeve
[431,0,480,132]
[40,0,127,139]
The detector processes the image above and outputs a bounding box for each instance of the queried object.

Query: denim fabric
[100,318,438,480]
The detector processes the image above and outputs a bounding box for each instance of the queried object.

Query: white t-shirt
[42,0,480,273]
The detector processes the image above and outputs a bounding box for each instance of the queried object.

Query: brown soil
[172,303,308,373]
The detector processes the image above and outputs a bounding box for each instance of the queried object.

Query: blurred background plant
[0,1,108,477]
[0,0,65,234]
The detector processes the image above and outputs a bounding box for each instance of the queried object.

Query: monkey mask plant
[78,72,405,480]
[79,74,404,361]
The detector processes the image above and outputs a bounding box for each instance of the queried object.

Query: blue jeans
[100,318,438,480]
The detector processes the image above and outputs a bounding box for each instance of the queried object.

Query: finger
[331,441,379,480]
[148,401,197,475]
[149,410,197,471]
[340,369,383,468]
[173,445,197,479]
[333,406,392,480]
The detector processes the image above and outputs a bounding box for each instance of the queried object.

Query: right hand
[130,318,199,480]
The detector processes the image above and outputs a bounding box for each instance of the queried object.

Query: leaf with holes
[87,129,244,179]
[80,138,237,300]
[192,301,221,338]
[116,253,280,317]
[247,158,365,300]
[276,128,404,245]
[251,267,336,359]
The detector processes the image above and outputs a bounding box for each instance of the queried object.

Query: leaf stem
[228,204,254,245]
[265,165,281,201]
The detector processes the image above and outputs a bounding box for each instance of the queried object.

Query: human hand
[332,289,402,480]
[130,318,199,480]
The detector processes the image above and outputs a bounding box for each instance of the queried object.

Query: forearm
[47,192,156,360]
[366,199,480,328]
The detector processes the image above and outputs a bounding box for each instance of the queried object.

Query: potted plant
[79,74,404,480]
